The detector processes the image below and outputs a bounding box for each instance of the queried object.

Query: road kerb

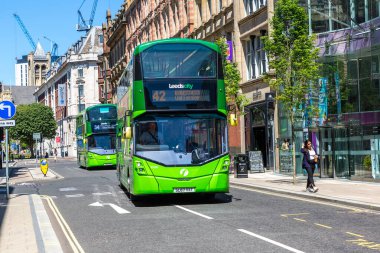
[230,181,380,212]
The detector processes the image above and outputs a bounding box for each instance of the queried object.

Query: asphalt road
[11,160,380,253]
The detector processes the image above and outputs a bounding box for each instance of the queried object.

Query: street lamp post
[266,93,275,171]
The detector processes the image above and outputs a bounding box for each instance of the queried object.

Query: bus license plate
[173,188,195,193]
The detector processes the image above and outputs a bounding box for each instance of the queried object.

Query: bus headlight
[135,161,147,175]
[221,159,230,171]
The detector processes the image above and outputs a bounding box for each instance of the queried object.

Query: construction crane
[43,36,58,58]
[76,0,99,32]
[13,13,36,51]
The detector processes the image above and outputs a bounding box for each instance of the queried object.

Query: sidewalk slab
[230,172,380,211]
[0,194,39,253]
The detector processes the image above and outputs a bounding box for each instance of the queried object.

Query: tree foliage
[262,0,320,131]
[215,37,248,112]
[262,0,320,181]
[10,103,57,155]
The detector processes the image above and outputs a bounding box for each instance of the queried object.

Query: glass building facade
[278,0,380,181]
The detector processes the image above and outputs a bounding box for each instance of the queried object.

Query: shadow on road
[126,192,233,207]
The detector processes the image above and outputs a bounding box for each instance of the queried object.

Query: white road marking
[65,194,85,198]
[89,202,130,214]
[59,187,77,192]
[238,229,305,253]
[42,196,85,253]
[108,203,130,214]
[174,205,214,220]
[92,192,112,196]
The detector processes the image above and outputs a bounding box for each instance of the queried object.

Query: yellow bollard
[40,159,49,177]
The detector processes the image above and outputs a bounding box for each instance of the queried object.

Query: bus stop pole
[5,128,9,199]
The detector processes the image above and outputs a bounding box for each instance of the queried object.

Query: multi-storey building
[100,0,195,102]
[15,55,29,86]
[35,27,103,157]
[289,0,380,181]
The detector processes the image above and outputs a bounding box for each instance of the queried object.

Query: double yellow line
[41,195,85,253]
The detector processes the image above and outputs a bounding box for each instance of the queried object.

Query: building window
[243,0,266,16]
[208,0,212,17]
[78,68,83,78]
[246,36,267,80]
[246,40,255,80]
[78,84,84,98]
[218,0,223,11]
[78,104,85,113]
[197,0,203,24]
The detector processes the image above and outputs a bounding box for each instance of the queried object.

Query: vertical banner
[226,41,233,61]
[318,78,328,125]
[58,83,66,106]
[334,72,341,121]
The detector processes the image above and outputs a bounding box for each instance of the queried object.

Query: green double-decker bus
[76,104,117,169]
[117,39,230,200]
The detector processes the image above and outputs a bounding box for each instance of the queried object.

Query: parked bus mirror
[125,127,132,139]
[126,110,132,116]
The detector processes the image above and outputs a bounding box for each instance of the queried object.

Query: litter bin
[234,154,248,178]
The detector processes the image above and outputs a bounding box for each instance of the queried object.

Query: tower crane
[43,36,58,58]
[76,0,99,32]
[13,13,36,51]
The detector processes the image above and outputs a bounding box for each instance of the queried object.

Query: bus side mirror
[124,127,132,139]
[126,110,132,116]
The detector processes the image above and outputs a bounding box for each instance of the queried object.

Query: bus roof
[76,104,117,117]
[85,104,117,111]
[133,38,221,56]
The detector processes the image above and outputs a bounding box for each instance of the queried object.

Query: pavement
[0,160,380,253]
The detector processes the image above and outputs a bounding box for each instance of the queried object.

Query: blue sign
[318,78,328,126]
[0,101,16,120]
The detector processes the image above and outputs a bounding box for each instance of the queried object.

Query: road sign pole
[35,138,38,166]
[5,128,9,199]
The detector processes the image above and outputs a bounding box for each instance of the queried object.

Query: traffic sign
[33,132,41,140]
[0,101,16,120]
[0,120,15,127]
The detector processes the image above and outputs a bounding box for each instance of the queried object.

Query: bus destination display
[152,89,210,102]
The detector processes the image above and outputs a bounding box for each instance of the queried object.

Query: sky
[0,0,124,85]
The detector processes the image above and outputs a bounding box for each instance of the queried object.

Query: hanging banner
[226,41,233,61]
[58,83,66,106]
[318,78,328,125]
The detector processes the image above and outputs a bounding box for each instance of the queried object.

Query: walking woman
[301,140,319,193]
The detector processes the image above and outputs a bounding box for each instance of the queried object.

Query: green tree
[262,0,320,182]
[215,37,248,120]
[9,103,57,157]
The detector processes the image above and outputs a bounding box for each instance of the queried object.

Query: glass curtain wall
[276,0,380,180]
